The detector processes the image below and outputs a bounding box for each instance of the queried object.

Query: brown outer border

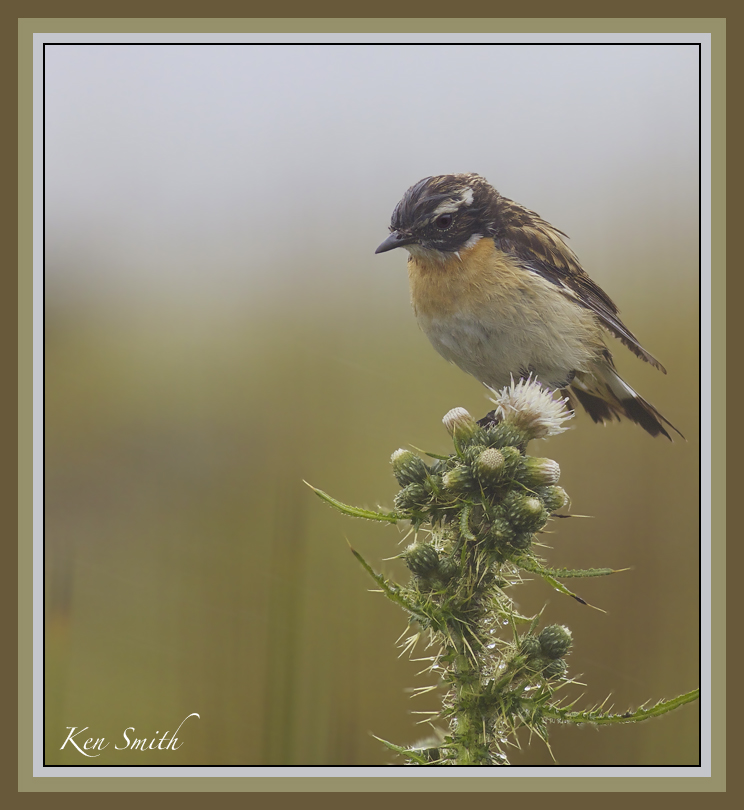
[10,6,729,800]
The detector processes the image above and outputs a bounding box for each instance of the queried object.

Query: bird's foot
[476,409,503,428]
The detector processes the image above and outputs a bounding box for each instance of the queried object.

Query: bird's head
[375,173,498,260]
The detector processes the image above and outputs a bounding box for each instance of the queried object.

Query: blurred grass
[44,254,699,766]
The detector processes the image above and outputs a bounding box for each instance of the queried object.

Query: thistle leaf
[304,482,400,523]
[371,735,432,764]
[517,557,606,611]
[541,689,700,726]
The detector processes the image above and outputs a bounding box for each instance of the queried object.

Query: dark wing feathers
[563,272,667,373]
[493,208,666,374]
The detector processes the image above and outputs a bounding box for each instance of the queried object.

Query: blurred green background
[44,43,700,767]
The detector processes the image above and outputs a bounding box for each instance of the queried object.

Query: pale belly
[419,300,598,391]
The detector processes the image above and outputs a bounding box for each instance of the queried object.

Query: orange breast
[408,237,533,322]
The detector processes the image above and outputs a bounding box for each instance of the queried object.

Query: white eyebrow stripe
[432,201,461,216]
[431,188,474,218]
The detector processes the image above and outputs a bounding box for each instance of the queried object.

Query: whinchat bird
[375,173,681,439]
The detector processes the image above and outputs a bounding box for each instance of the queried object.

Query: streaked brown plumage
[375,173,681,439]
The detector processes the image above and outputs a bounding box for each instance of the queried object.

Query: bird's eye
[434,213,453,230]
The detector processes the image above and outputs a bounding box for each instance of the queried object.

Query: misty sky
[44,43,700,310]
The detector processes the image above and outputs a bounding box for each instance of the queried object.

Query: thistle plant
[309,378,698,766]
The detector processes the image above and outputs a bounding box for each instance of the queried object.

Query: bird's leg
[476,410,502,428]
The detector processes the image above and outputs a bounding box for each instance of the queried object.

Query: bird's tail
[564,361,683,441]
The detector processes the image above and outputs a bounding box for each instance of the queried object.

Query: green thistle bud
[394,483,429,512]
[504,492,549,534]
[428,458,451,477]
[390,448,429,486]
[482,421,528,450]
[519,636,541,659]
[404,542,440,577]
[478,511,532,552]
[442,407,482,445]
[542,658,568,680]
[508,531,534,551]
[474,448,506,485]
[437,555,459,582]
[535,485,570,513]
[485,516,515,547]
[517,457,561,487]
[538,625,573,659]
[442,464,476,493]
[489,444,523,479]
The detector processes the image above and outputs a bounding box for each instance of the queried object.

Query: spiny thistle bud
[442,464,476,493]
[474,448,506,484]
[482,421,528,450]
[437,555,459,582]
[508,531,534,551]
[390,448,429,487]
[518,457,561,487]
[485,516,516,548]
[394,483,429,512]
[404,542,440,577]
[499,445,524,477]
[442,407,482,445]
[428,458,449,477]
[519,636,542,659]
[538,625,573,660]
[542,658,568,680]
[535,485,570,513]
[487,376,573,441]
[504,492,549,534]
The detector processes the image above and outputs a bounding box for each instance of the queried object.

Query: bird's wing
[494,216,666,373]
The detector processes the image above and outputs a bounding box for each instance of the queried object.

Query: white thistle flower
[442,407,479,441]
[442,406,473,431]
[486,376,573,440]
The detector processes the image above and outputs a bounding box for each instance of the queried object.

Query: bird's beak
[375,231,416,254]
